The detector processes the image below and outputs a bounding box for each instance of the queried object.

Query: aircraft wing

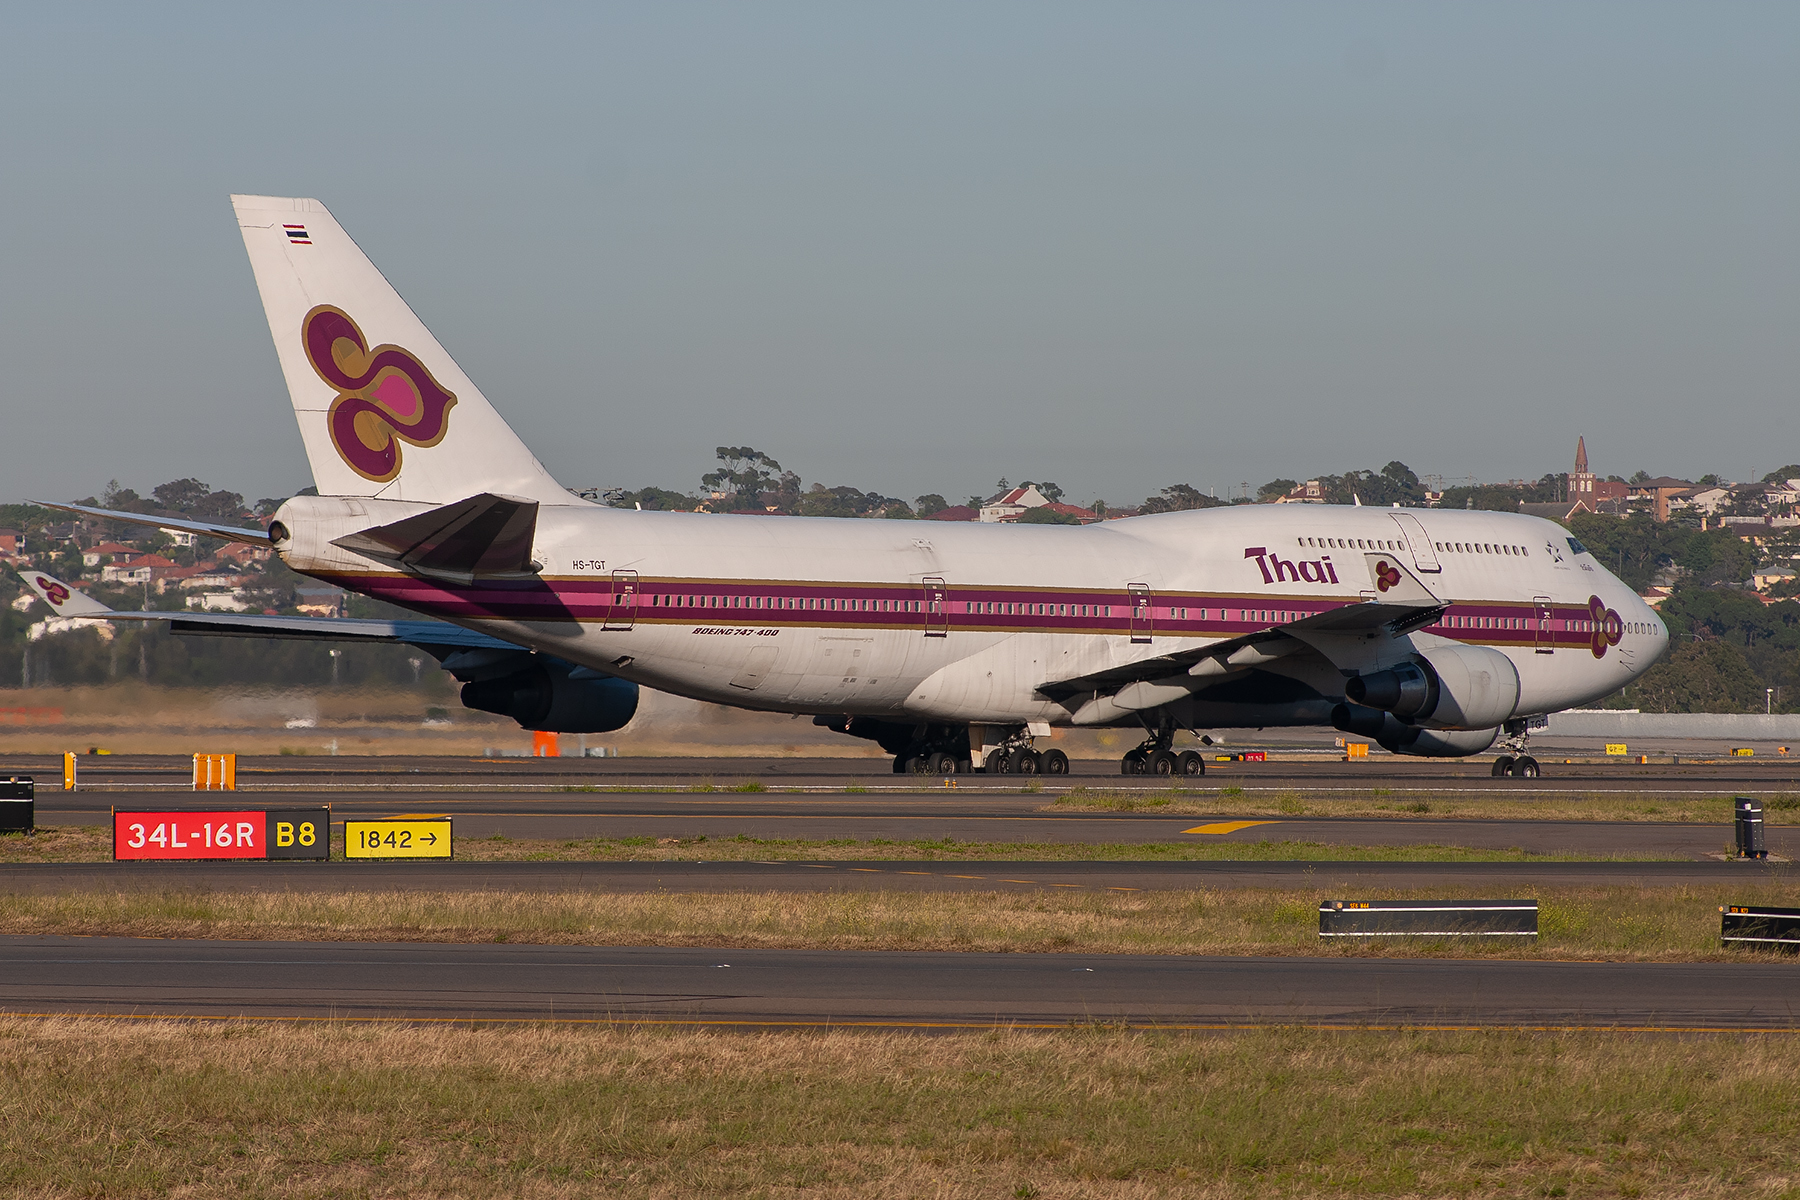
[28,500,273,545]
[15,569,515,652]
[1036,553,1446,717]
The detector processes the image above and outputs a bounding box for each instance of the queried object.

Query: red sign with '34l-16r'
[112,809,329,861]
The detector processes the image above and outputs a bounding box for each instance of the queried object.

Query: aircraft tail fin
[17,570,113,618]
[230,195,573,505]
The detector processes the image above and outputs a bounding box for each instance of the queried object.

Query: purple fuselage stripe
[312,572,1621,652]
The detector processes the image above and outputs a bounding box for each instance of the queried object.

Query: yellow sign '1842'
[345,819,452,859]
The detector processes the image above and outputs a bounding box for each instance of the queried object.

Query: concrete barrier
[1543,712,1800,740]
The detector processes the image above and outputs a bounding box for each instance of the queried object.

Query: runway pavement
[8,752,1800,794]
[1,858,1788,894]
[3,935,1795,1028]
[29,787,1792,857]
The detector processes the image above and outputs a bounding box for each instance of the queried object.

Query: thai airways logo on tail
[302,305,457,483]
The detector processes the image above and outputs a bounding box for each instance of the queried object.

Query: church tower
[1567,436,1595,500]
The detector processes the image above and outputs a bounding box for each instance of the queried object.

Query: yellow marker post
[345,819,453,859]
[62,752,76,792]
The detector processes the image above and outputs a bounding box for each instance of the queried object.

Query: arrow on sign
[421,831,438,845]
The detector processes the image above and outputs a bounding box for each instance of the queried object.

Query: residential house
[923,505,978,522]
[101,553,178,585]
[1670,485,1732,517]
[214,543,272,566]
[979,486,1051,523]
[82,542,138,569]
[294,585,347,616]
[1277,480,1327,504]
[186,591,251,612]
[1626,477,1693,523]
[1752,566,1797,593]
[0,529,22,559]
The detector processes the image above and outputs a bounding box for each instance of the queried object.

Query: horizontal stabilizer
[29,500,272,545]
[332,492,539,582]
[16,569,112,617]
[15,569,515,652]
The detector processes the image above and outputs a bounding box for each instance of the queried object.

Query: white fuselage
[274,497,1665,730]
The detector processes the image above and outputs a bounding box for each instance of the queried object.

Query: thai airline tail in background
[231,195,570,505]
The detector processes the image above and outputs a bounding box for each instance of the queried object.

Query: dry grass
[0,1017,1797,1197]
[3,884,1797,960]
[1053,785,1800,824]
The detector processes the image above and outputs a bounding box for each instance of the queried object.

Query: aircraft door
[1534,596,1553,654]
[921,576,949,638]
[605,570,638,631]
[1128,584,1153,644]
[1388,512,1442,573]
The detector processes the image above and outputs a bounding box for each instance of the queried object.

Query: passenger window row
[1298,536,1402,551]
[1432,541,1528,557]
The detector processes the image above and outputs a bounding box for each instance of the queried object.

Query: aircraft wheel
[1491,755,1516,778]
[892,755,908,773]
[1121,750,1147,775]
[929,751,960,774]
[983,749,1006,774]
[908,755,932,774]
[957,758,973,774]
[1010,747,1041,774]
[994,749,1016,774]
[1149,750,1178,776]
[1515,756,1540,778]
[1041,749,1070,775]
[1177,750,1206,776]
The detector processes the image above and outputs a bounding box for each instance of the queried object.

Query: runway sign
[1721,905,1800,953]
[1604,743,1628,756]
[1320,899,1538,938]
[113,807,331,861]
[345,819,452,860]
[0,776,31,833]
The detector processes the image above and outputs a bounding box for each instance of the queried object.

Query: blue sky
[2,3,1795,509]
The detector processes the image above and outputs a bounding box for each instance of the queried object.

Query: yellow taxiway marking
[1183,820,1279,835]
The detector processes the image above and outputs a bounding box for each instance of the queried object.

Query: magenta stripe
[312,572,1619,649]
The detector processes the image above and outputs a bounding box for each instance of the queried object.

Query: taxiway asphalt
[28,789,1791,857]
[3,935,1794,1028]
[8,752,1800,794]
[0,858,1788,894]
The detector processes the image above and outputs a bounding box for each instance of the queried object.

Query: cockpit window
[1566,536,1588,555]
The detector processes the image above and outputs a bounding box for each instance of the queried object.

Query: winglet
[16,570,113,617]
[1362,552,1440,607]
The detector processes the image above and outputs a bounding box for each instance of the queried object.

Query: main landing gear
[886,723,1069,775]
[1119,717,1206,776]
[982,745,1070,776]
[1490,718,1542,778]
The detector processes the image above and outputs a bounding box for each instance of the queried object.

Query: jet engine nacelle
[459,659,639,733]
[1330,703,1500,757]
[1343,644,1520,730]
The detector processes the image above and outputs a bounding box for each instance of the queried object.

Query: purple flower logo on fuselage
[302,306,458,483]
[1588,595,1623,659]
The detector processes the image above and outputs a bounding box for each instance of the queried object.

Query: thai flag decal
[283,224,312,245]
